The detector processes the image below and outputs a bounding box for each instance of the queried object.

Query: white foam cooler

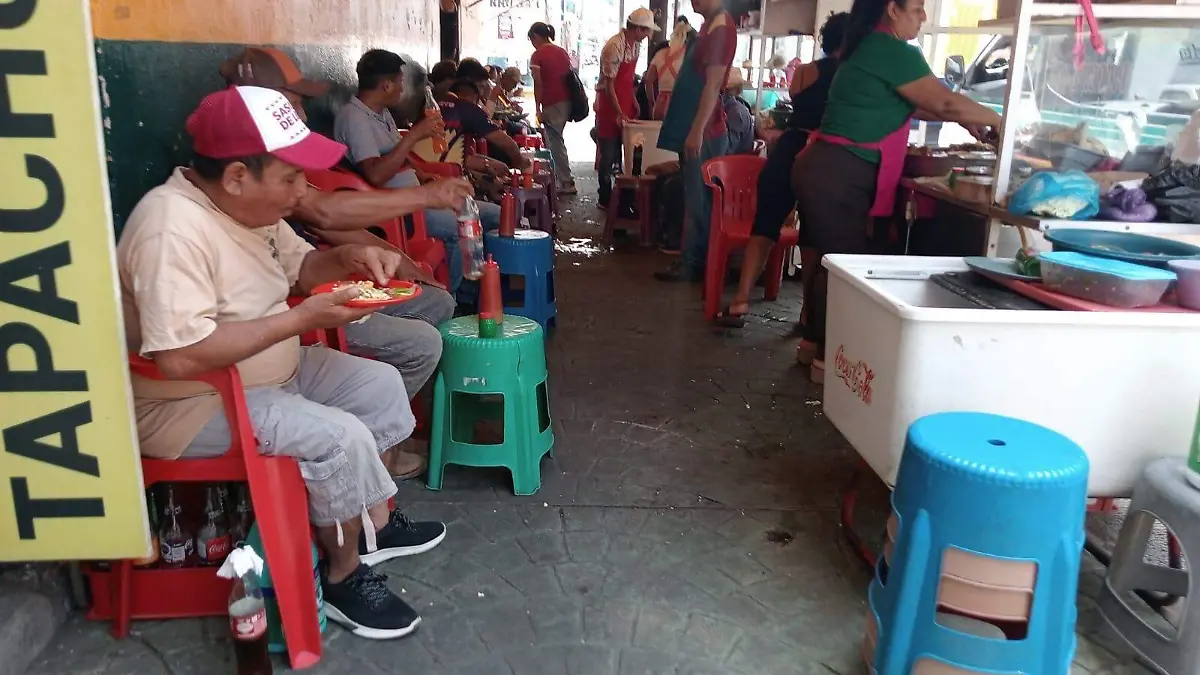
[822,254,1200,496]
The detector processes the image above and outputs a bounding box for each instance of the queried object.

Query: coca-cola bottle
[229,484,254,549]
[218,546,272,675]
[159,485,193,568]
[458,196,485,280]
[197,486,233,566]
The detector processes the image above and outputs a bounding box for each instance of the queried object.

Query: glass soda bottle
[425,85,448,155]
[458,195,485,280]
[197,486,233,566]
[229,484,254,549]
[218,546,272,675]
[159,485,193,568]
[134,488,160,568]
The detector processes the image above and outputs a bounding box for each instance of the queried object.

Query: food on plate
[1099,186,1157,223]
[1015,248,1040,277]
[907,146,948,157]
[332,280,415,301]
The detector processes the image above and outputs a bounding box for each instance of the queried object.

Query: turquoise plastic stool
[483,230,557,329]
[868,412,1089,675]
[427,315,554,495]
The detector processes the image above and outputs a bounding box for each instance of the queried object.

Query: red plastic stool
[700,156,798,321]
[603,174,655,246]
[92,357,323,669]
[514,185,553,235]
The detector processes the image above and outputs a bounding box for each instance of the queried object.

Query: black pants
[655,170,685,249]
[597,137,622,206]
[793,142,893,352]
[751,128,809,241]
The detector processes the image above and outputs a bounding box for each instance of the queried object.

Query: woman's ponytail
[842,0,894,59]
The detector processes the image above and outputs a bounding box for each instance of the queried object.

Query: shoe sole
[325,604,421,640]
[360,528,447,567]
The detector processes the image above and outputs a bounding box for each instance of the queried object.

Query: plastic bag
[1142,161,1200,223]
[1008,170,1100,219]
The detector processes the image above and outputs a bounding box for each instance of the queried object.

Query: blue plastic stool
[483,230,556,329]
[868,412,1089,675]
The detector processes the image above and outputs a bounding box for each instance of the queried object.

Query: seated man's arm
[340,109,437,188]
[308,227,402,253]
[129,233,363,380]
[291,177,473,231]
[485,129,531,170]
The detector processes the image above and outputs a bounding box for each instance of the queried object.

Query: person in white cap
[595,7,659,207]
[116,86,446,641]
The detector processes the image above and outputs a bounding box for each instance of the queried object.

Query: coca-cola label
[161,540,189,564]
[232,607,268,641]
[458,217,482,239]
[199,534,232,563]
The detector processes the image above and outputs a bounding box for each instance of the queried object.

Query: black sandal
[713,306,747,328]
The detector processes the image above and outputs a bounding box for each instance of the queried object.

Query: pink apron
[807,116,911,222]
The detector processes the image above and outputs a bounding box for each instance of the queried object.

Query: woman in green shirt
[792,0,1003,384]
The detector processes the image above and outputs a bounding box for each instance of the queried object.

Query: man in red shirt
[528,22,577,194]
[655,0,737,282]
[595,9,658,207]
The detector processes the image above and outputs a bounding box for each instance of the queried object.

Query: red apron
[596,53,637,139]
[806,116,911,220]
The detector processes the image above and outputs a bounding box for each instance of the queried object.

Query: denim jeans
[540,102,573,185]
[184,347,406,527]
[343,285,456,396]
[597,137,622,207]
[422,202,501,295]
[681,134,731,273]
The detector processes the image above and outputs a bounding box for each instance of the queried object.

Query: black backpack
[564,69,590,123]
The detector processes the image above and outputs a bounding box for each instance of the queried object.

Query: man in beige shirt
[118,86,443,640]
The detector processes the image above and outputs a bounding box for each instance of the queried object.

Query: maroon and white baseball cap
[186,86,346,171]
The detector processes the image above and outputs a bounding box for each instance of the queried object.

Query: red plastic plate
[310,279,423,308]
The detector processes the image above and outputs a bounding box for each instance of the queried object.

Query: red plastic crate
[85,563,233,621]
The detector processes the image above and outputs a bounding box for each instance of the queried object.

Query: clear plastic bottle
[458,195,485,280]
[219,546,272,675]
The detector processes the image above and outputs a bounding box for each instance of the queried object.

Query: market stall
[825,0,1200,570]
[898,1,1200,257]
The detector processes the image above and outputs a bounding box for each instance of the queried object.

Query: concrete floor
[28,164,1156,675]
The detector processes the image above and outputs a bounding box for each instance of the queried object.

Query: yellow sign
[0,0,147,561]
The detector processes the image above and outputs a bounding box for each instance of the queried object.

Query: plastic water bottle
[458,196,485,280]
[218,546,272,675]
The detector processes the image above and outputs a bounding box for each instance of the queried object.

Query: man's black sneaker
[654,260,703,282]
[324,564,420,640]
[359,509,447,567]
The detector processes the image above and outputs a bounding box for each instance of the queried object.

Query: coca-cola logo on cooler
[834,345,874,405]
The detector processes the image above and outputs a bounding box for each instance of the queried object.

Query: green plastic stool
[428,315,554,495]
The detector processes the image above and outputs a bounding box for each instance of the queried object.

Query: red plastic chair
[700,155,799,322]
[101,356,323,669]
[305,169,450,287]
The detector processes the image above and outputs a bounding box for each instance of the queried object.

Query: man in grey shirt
[335,49,501,296]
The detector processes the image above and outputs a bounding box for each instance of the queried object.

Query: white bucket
[622,121,678,174]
